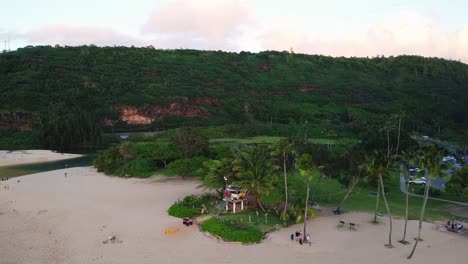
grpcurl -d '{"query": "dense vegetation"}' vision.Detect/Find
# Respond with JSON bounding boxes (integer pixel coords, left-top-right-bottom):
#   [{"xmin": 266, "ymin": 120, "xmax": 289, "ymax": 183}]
[
  {"xmin": 1, "ymin": 46, "xmax": 467, "ymax": 150},
  {"xmin": 445, "ymin": 167, "xmax": 468, "ymax": 197},
  {"xmin": 201, "ymin": 217, "xmax": 263, "ymax": 243},
  {"xmin": 167, "ymin": 194, "xmax": 211, "ymax": 218},
  {"xmin": 0, "ymin": 130, "xmax": 41, "ymax": 150}
]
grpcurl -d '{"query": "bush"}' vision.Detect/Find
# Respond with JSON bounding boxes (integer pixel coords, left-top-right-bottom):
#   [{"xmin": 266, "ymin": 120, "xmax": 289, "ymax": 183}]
[
  {"xmin": 0, "ymin": 130, "xmax": 41, "ymax": 150},
  {"xmin": 416, "ymin": 186, "xmax": 441, "ymax": 196},
  {"xmin": 201, "ymin": 217, "xmax": 263, "ymax": 243},
  {"xmin": 167, "ymin": 156, "xmax": 209, "ymax": 177},
  {"xmin": 445, "ymin": 167, "xmax": 468, "ymax": 196},
  {"xmin": 167, "ymin": 195, "xmax": 209, "ymax": 218},
  {"xmin": 93, "ymin": 147, "xmax": 124, "ymax": 174},
  {"xmin": 167, "ymin": 203, "xmax": 202, "ymax": 218},
  {"xmin": 125, "ymin": 158, "xmax": 155, "ymax": 177}
]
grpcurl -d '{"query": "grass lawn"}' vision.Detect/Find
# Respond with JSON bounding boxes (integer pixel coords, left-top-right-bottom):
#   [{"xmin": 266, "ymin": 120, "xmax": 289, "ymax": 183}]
[
  {"xmin": 308, "ymin": 170, "xmax": 468, "ymax": 222},
  {"xmin": 210, "ymin": 136, "xmax": 359, "ymax": 146},
  {"xmin": 209, "ymin": 136, "xmax": 283, "ymax": 144},
  {"xmin": 219, "ymin": 209, "xmax": 289, "ymax": 232}
]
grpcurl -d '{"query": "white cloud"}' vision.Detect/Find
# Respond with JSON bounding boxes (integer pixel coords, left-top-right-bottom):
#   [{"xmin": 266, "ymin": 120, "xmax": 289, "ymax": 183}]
[
  {"xmin": 259, "ymin": 10, "xmax": 468, "ymax": 62},
  {"xmin": 141, "ymin": 0, "xmax": 253, "ymax": 50},
  {"xmin": 26, "ymin": 25, "xmax": 148, "ymax": 47}
]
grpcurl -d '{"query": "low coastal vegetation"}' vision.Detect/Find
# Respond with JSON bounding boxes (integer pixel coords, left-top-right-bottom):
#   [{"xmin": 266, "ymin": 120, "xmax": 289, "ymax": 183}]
[
  {"xmin": 201, "ymin": 217, "xmax": 263, "ymax": 244},
  {"xmin": 167, "ymin": 194, "xmax": 213, "ymax": 218}
]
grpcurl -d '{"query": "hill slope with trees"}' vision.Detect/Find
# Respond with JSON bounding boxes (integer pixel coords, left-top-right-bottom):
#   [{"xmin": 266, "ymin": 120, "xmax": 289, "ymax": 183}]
[{"xmin": 0, "ymin": 46, "xmax": 467, "ymax": 150}]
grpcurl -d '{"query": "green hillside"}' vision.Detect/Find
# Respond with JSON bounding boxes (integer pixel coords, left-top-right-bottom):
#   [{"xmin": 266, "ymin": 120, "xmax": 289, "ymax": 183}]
[{"xmin": 1, "ymin": 46, "xmax": 467, "ymax": 150}]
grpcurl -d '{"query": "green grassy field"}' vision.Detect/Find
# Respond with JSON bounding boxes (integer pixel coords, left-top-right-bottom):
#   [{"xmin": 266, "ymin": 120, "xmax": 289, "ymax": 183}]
[
  {"xmin": 218, "ymin": 209, "xmax": 287, "ymax": 232},
  {"xmin": 308, "ymin": 171, "xmax": 467, "ymax": 222},
  {"xmin": 209, "ymin": 136, "xmax": 359, "ymax": 145},
  {"xmin": 209, "ymin": 136, "xmax": 283, "ymax": 144}
]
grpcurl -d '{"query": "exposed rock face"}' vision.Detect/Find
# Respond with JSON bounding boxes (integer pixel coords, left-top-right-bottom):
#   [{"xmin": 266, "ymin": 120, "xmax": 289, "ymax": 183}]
[
  {"xmin": 115, "ymin": 97, "xmax": 220, "ymax": 125},
  {"xmin": 120, "ymin": 107, "xmax": 153, "ymax": 125},
  {"xmin": 0, "ymin": 112, "xmax": 33, "ymax": 131}
]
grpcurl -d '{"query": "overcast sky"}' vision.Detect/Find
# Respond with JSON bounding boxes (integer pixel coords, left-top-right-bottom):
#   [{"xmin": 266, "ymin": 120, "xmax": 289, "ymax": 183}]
[{"xmin": 1, "ymin": 0, "xmax": 467, "ymax": 62}]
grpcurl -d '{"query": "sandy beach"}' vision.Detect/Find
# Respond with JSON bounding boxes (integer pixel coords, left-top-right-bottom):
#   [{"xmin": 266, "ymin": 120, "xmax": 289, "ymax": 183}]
[
  {"xmin": 0, "ymin": 150, "xmax": 82, "ymax": 167},
  {"xmin": 1, "ymin": 164, "xmax": 467, "ymax": 264}
]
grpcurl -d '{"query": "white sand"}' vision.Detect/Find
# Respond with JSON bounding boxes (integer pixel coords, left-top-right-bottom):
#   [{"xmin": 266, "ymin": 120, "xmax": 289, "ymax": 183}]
[
  {"xmin": 0, "ymin": 150, "xmax": 82, "ymax": 167},
  {"xmin": 1, "ymin": 167, "xmax": 467, "ymax": 264}
]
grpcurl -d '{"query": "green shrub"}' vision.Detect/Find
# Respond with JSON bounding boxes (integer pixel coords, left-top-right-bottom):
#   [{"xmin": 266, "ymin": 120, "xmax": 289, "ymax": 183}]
[
  {"xmin": 201, "ymin": 217, "xmax": 263, "ymax": 243},
  {"xmin": 167, "ymin": 195, "xmax": 210, "ymax": 218},
  {"xmin": 167, "ymin": 156, "xmax": 209, "ymax": 177},
  {"xmin": 125, "ymin": 158, "xmax": 155, "ymax": 177},
  {"xmin": 416, "ymin": 186, "xmax": 441, "ymax": 196},
  {"xmin": 93, "ymin": 147, "xmax": 124, "ymax": 174},
  {"xmin": 167, "ymin": 203, "xmax": 202, "ymax": 218},
  {"xmin": 0, "ymin": 130, "xmax": 41, "ymax": 150},
  {"xmin": 463, "ymin": 187, "xmax": 468, "ymax": 198},
  {"xmin": 134, "ymin": 141, "xmax": 181, "ymax": 166}
]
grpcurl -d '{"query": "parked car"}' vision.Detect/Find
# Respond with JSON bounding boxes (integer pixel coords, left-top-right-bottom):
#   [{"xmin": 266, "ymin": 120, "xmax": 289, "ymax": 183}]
[
  {"xmin": 409, "ymin": 166, "xmax": 421, "ymax": 176},
  {"xmin": 409, "ymin": 178, "xmax": 426, "ymax": 185},
  {"xmin": 443, "ymin": 156, "xmax": 457, "ymax": 163},
  {"xmin": 182, "ymin": 217, "xmax": 194, "ymax": 226}
]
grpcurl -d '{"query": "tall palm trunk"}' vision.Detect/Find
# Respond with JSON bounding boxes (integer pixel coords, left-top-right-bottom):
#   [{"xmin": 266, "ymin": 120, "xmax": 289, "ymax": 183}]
[
  {"xmin": 396, "ymin": 117, "xmax": 402, "ymax": 155},
  {"xmin": 400, "ymin": 170, "xmax": 410, "ymax": 244},
  {"xmin": 312, "ymin": 174, "xmax": 323, "ymax": 201},
  {"xmin": 379, "ymin": 174, "xmax": 393, "ymax": 248},
  {"xmin": 303, "ymin": 180, "xmax": 310, "ymax": 242},
  {"xmin": 408, "ymin": 179, "xmax": 430, "ymax": 259},
  {"xmin": 386, "ymin": 129, "xmax": 392, "ymax": 159},
  {"xmin": 253, "ymin": 189, "xmax": 266, "ymax": 211},
  {"xmin": 282, "ymin": 152, "xmax": 288, "ymax": 224},
  {"xmin": 374, "ymin": 181, "xmax": 380, "ymax": 223},
  {"xmin": 337, "ymin": 177, "xmax": 359, "ymax": 212}
]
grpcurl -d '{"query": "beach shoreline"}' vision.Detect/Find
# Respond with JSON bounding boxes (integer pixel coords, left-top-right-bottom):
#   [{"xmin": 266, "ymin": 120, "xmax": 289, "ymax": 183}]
[
  {"xmin": 1, "ymin": 165, "xmax": 467, "ymax": 264},
  {"xmin": 0, "ymin": 150, "xmax": 82, "ymax": 167}
]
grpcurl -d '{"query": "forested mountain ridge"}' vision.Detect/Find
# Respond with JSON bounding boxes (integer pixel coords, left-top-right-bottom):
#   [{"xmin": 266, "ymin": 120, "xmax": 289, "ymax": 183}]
[{"xmin": 0, "ymin": 45, "xmax": 467, "ymax": 150}]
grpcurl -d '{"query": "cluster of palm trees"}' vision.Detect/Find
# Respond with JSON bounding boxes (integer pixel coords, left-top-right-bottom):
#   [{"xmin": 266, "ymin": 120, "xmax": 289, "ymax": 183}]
[
  {"xmin": 198, "ymin": 138, "xmax": 323, "ymax": 243},
  {"xmin": 362, "ymin": 147, "xmax": 448, "ymax": 258},
  {"xmin": 198, "ymin": 137, "xmax": 448, "ymax": 258}
]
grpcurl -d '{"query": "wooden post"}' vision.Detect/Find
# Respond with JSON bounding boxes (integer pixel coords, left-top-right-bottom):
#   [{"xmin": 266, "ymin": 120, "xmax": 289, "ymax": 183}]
[
  {"xmin": 233, "ymin": 202, "xmax": 236, "ymax": 214},
  {"xmin": 241, "ymin": 200, "xmax": 244, "ymax": 211},
  {"xmin": 225, "ymin": 201, "xmax": 228, "ymax": 211}
]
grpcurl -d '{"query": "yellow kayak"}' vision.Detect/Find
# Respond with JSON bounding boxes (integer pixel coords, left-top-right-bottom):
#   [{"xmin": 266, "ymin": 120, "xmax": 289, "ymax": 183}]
[{"xmin": 164, "ymin": 228, "xmax": 180, "ymax": 234}]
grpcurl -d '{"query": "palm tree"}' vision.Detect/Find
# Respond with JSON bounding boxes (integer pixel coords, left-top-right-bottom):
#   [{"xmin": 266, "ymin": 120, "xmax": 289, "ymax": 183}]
[
  {"xmin": 381, "ymin": 118, "xmax": 396, "ymax": 159},
  {"xmin": 198, "ymin": 158, "xmax": 234, "ymax": 196},
  {"xmin": 233, "ymin": 145, "xmax": 278, "ymax": 211},
  {"xmin": 296, "ymin": 154, "xmax": 320, "ymax": 243},
  {"xmin": 364, "ymin": 151, "xmax": 393, "ymax": 248},
  {"xmin": 393, "ymin": 111, "xmax": 406, "ymax": 156},
  {"xmin": 363, "ymin": 154, "xmax": 380, "ymax": 223},
  {"xmin": 408, "ymin": 147, "xmax": 447, "ymax": 259},
  {"xmin": 398, "ymin": 149, "xmax": 418, "ymax": 245},
  {"xmin": 335, "ymin": 147, "xmax": 364, "ymax": 214},
  {"xmin": 274, "ymin": 138, "xmax": 294, "ymax": 224}
]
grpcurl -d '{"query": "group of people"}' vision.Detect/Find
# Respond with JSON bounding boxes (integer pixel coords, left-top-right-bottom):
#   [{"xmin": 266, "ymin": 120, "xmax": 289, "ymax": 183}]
[
  {"xmin": 446, "ymin": 220, "xmax": 464, "ymax": 233},
  {"xmin": 290, "ymin": 230, "xmax": 311, "ymax": 245}
]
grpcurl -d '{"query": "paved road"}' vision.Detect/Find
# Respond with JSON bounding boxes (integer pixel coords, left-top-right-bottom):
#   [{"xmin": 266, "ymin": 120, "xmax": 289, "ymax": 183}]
[{"xmin": 399, "ymin": 170, "xmax": 468, "ymax": 206}]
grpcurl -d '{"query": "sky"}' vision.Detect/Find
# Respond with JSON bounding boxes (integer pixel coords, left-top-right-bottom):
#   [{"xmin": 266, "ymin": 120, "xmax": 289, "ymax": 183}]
[{"xmin": 1, "ymin": 0, "xmax": 468, "ymax": 62}]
